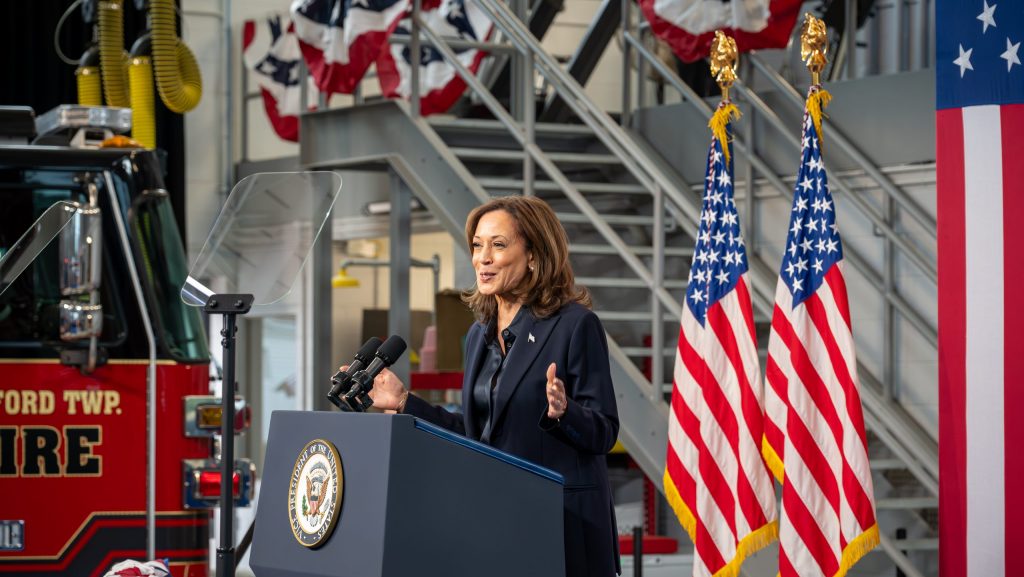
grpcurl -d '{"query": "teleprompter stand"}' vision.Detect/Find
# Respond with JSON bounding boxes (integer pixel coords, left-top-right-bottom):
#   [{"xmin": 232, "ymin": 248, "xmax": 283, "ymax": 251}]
[
  {"xmin": 177, "ymin": 171, "xmax": 343, "ymax": 574},
  {"xmin": 204, "ymin": 293, "xmax": 254, "ymax": 577}
]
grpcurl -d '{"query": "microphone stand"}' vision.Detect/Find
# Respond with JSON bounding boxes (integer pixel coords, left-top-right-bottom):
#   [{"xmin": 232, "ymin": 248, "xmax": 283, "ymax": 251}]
[
  {"xmin": 341, "ymin": 383, "xmax": 373, "ymax": 412},
  {"xmin": 204, "ymin": 293, "xmax": 254, "ymax": 577}
]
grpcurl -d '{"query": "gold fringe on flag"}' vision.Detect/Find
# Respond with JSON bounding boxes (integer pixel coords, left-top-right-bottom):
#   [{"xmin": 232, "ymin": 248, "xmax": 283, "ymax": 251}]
[
  {"xmin": 662, "ymin": 470, "xmax": 697, "ymax": 542},
  {"xmin": 664, "ymin": 470, "xmax": 779, "ymax": 577},
  {"xmin": 714, "ymin": 521, "xmax": 779, "ymax": 577},
  {"xmin": 806, "ymin": 86, "xmax": 833, "ymax": 149},
  {"xmin": 709, "ymin": 102, "xmax": 741, "ymax": 165},
  {"xmin": 836, "ymin": 524, "xmax": 881, "ymax": 577}
]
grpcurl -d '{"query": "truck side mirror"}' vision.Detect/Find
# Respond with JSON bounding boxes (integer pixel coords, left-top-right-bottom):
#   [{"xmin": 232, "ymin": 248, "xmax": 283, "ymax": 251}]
[
  {"xmin": 59, "ymin": 204, "xmax": 101, "ymax": 296},
  {"xmin": 59, "ymin": 301, "xmax": 103, "ymax": 341},
  {"xmin": 59, "ymin": 204, "xmax": 104, "ymax": 344}
]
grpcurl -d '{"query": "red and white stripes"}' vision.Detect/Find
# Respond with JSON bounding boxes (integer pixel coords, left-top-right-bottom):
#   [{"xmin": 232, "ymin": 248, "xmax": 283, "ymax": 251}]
[
  {"xmin": 937, "ymin": 103, "xmax": 1024, "ymax": 577},
  {"xmin": 665, "ymin": 274, "xmax": 778, "ymax": 577},
  {"xmin": 763, "ymin": 264, "xmax": 878, "ymax": 577}
]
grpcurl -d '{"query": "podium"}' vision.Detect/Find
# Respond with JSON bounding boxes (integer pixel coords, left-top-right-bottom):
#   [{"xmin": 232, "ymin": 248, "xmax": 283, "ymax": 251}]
[{"xmin": 250, "ymin": 411, "xmax": 566, "ymax": 577}]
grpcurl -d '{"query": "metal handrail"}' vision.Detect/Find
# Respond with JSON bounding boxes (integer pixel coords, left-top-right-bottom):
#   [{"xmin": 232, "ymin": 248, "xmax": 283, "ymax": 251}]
[
  {"xmin": 390, "ymin": 34, "xmax": 519, "ymax": 53},
  {"xmin": 412, "ymin": 11, "xmax": 684, "ymax": 324},
  {"xmin": 727, "ymin": 78, "xmax": 937, "ymax": 282},
  {"xmin": 469, "ymin": 0, "xmax": 705, "ymax": 234},
  {"xmin": 747, "ymin": 53, "xmax": 937, "ymax": 240},
  {"xmin": 622, "ymin": 30, "xmax": 939, "ymax": 350}
]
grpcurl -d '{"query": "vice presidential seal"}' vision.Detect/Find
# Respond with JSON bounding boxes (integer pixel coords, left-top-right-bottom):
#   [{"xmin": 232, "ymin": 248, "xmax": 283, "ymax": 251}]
[{"xmin": 288, "ymin": 439, "xmax": 343, "ymax": 548}]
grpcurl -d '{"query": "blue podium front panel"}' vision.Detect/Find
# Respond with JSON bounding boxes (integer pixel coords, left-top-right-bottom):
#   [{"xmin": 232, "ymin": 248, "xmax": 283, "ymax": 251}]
[{"xmin": 251, "ymin": 411, "xmax": 565, "ymax": 577}]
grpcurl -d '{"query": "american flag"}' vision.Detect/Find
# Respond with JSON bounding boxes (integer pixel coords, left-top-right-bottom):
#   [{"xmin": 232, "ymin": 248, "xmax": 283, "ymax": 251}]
[
  {"xmin": 242, "ymin": 15, "xmax": 319, "ymax": 142},
  {"xmin": 665, "ymin": 117, "xmax": 778, "ymax": 577},
  {"xmin": 291, "ymin": 0, "xmax": 410, "ymax": 95},
  {"xmin": 761, "ymin": 96, "xmax": 878, "ymax": 577},
  {"xmin": 637, "ymin": 0, "xmax": 802, "ymax": 63},
  {"xmin": 375, "ymin": 0, "xmax": 494, "ymax": 115},
  {"xmin": 937, "ymin": 2, "xmax": 1024, "ymax": 576}
]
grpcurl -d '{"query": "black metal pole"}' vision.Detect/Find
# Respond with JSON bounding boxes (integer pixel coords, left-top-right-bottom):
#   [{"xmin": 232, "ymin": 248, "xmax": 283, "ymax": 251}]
[
  {"xmin": 217, "ymin": 311, "xmax": 237, "ymax": 577},
  {"xmin": 633, "ymin": 525, "xmax": 642, "ymax": 577}
]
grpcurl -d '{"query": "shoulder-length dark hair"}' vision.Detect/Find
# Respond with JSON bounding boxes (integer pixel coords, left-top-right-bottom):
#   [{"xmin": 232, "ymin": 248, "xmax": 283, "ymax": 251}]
[{"xmin": 462, "ymin": 196, "xmax": 591, "ymax": 323}]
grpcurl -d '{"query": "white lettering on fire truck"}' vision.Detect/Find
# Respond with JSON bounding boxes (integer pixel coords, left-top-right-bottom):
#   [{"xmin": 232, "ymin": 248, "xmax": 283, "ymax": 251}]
[
  {"xmin": 63, "ymin": 390, "xmax": 121, "ymax": 415},
  {"xmin": 0, "ymin": 390, "xmax": 55, "ymax": 415}
]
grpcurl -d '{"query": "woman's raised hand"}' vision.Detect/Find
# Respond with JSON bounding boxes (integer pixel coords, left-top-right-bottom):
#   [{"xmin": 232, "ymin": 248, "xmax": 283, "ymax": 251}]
[
  {"xmin": 545, "ymin": 362, "xmax": 567, "ymax": 420},
  {"xmin": 369, "ymin": 367, "xmax": 408, "ymax": 412}
]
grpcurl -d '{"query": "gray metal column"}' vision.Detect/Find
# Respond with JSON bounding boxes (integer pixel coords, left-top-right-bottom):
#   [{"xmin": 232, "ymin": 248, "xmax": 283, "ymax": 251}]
[
  {"xmin": 620, "ymin": 0, "xmax": 632, "ymax": 128},
  {"xmin": 845, "ymin": 0, "xmax": 858, "ymax": 79},
  {"xmin": 242, "ymin": 318, "xmax": 265, "ymax": 472},
  {"xmin": 390, "ymin": 170, "xmax": 412, "ymax": 384},
  {"xmin": 454, "ymin": 246, "xmax": 475, "ymax": 291},
  {"xmin": 510, "ymin": 0, "xmax": 528, "ymax": 120},
  {"xmin": 411, "ymin": 0, "xmax": 422, "ymax": 117},
  {"xmin": 312, "ymin": 202, "xmax": 334, "ymax": 412},
  {"xmin": 883, "ymin": 195, "xmax": 896, "ymax": 400},
  {"xmin": 742, "ymin": 78, "xmax": 756, "ymax": 251}
]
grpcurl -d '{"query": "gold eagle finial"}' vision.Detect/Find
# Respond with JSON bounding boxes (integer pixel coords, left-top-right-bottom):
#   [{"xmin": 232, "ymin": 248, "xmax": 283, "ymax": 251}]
[
  {"xmin": 709, "ymin": 30, "xmax": 739, "ymax": 101},
  {"xmin": 800, "ymin": 13, "xmax": 828, "ymax": 85}
]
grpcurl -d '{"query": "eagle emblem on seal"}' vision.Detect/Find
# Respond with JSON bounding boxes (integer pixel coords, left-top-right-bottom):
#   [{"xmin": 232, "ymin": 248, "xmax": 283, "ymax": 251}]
[{"xmin": 288, "ymin": 439, "xmax": 343, "ymax": 548}]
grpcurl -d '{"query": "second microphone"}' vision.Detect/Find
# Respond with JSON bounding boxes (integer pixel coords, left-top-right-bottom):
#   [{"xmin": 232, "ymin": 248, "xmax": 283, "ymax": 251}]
[{"xmin": 341, "ymin": 334, "xmax": 407, "ymax": 412}]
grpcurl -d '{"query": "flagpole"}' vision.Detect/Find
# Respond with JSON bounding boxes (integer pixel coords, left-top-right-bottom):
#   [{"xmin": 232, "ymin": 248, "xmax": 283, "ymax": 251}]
[
  {"xmin": 761, "ymin": 15, "xmax": 881, "ymax": 577},
  {"xmin": 661, "ymin": 31, "xmax": 780, "ymax": 577}
]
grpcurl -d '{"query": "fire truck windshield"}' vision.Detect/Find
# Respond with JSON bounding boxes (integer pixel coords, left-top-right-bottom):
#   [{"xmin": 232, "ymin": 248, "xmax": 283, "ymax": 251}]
[
  {"xmin": 0, "ymin": 165, "xmax": 208, "ymax": 364},
  {"xmin": 130, "ymin": 191, "xmax": 209, "ymax": 363}
]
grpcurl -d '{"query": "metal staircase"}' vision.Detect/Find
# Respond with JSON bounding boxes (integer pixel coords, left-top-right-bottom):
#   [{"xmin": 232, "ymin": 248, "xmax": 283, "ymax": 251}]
[{"xmin": 297, "ymin": 0, "xmax": 940, "ymax": 573}]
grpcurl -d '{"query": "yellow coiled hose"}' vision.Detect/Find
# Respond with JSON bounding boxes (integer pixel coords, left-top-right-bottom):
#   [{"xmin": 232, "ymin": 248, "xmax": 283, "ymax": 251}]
[
  {"xmin": 151, "ymin": 0, "xmax": 202, "ymax": 113},
  {"xmin": 129, "ymin": 57, "xmax": 156, "ymax": 148},
  {"xmin": 76, "ymin": 66, "xmax": 103, "ymax": 106},
  {"xmin": 97, "ymin": 0, "xmax": 130, "ymax": 107}
]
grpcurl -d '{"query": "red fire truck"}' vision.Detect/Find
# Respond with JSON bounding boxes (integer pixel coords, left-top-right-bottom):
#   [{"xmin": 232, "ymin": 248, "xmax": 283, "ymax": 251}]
[{"xmin": 0, "ymin": 106, "xmax": 253, "ymax": 577}]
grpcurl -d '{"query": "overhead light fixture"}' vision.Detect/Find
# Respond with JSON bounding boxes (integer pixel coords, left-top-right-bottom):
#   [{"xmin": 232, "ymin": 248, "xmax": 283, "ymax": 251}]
[
  {"xmin": 363, "ymin": 197, "xmax": 425, "ymax": 216},
  {"xmin": 331, "ymin": 255, "xmax": 442, "ymax": 327},
  {"xmin": 331, "ymin": 266, "xmax": 360, "ymax": 288}
]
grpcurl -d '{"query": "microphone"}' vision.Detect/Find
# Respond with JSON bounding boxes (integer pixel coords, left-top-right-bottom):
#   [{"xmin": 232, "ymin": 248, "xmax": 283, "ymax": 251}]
[
  {"xmin": 327, "ymin": 337, "xmax": 383, "ymax": 411},
  {"xmin": 342, "ymin": 335, "xmax": 407, "ymax": 412}
]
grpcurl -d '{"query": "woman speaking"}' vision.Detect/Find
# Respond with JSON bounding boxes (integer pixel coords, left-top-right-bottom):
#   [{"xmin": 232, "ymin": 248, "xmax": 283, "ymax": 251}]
[{"xmin": 365, "ymin": 195, "xmax": 620, "ymax": 577}]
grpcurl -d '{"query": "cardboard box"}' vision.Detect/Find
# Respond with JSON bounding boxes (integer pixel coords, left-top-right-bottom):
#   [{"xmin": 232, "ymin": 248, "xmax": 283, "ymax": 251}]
[
  {"xmin": 361, "ymin": 309, "xmax": 433, "ymax": 367},
  {"xmin": 435, "ymin": 289, "xmax": 476, "ymax": 371}
]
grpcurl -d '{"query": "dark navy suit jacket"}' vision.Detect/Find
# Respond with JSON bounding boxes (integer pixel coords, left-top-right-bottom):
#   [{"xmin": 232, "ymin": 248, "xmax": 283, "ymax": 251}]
[{"xmin": 404, "ymin": 302, "xmax": 621, "ymax": 577}]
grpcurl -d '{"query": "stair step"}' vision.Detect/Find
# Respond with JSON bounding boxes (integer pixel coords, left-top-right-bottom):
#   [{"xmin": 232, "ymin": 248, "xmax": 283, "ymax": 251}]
[
  {"xmin": 450, "ymin": 147, "xmax": 619, "ymax": 164},
  {"xmin": 478, "ymin": 178, "xmax": 649, "ymax": 195},
  {"xmin": 593, "ymin": 310, "xmax": 682, "ymax": 322},
  {"xmin": 875, "ymin": 497, "xmax": 938, "ymax": 510},
  {"xmin": 886, "ymin": 538, "xmax": 939, "ymax": 552},
  {"xmin": 579, "ymin": 277, "xmax": 687, "ymax": 289},
  {"xmin": 428, "ymin": 117, "xmax": 595, "ymax": 136},
  {"xmin": 870, "ymin": 458, "xmax": 909, "ymax": 471},
  {"xmin": 556, "ymin": 212, "xmax": 655, "ymax": 226},
  {"xmin": 570, "ymin": 243, "xmax": 693, "ymax": 257},
  {"xmin": 621, "ymin": 346, "xmax": 678, "ymax": 358}
]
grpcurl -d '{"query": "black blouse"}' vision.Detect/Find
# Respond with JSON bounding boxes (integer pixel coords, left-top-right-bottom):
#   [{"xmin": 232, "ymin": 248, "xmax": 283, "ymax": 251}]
[{"xmin": 471, "ymin": 306, "xmax": 528, "ymax": 443}]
